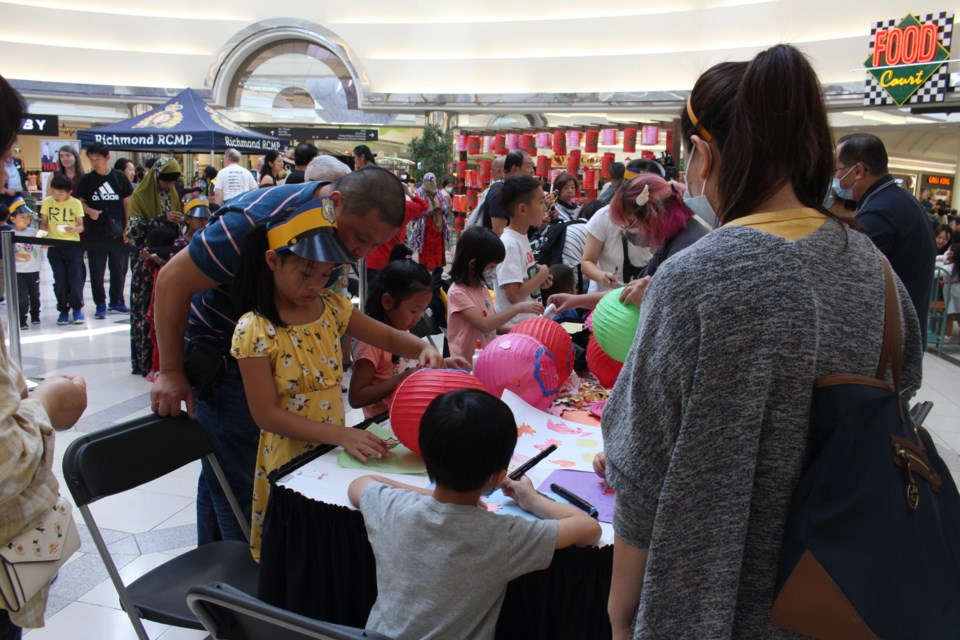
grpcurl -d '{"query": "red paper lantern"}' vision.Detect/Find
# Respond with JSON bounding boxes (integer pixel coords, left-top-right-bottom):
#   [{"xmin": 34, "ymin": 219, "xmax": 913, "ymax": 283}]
[
  {"xmin": 536, "ymin": 155, "xmax": 550, "ymax": 177},
  {"xmin": 521, "ymin": 133, "xmax": 536, "ymax": 155},
  {"xmin": 509, "ymin": 318, "xmax": 575, "ymax": 384},
  {"xmin": 583, "ymin": 167, "xmax": 597, "ymax": 190},
  {"xmin": 601, "ymin": 153, "xmax": 615, "ymax": 179},
  {"xmin": 479, "ymin": 160, "xmax": 492, "ymax": 182},
  {"xmin": 586, "ymin": 335, "xmax": 623, "ymax": 389},
  {"xmin": 457, "ymin": 161, "xmax": 467, "ymax": 177},
  {"xmin": 494, "ymin": 134, "xmax": 507, "ymax": 155},
  {"xmin": 467, "ymin": 191, "xmax": 478, "ymax": 208},
  {"xmin": 566, "ymin": 149, "xmax": 581, "ymax": 176},
  {"xmin": 390, "ymin": 369, "xmax": 488, "ymax": 453},
  {"xmin": 467, "ymin": 135, "xmax": 481, "ymax": 155},
  {"xmin": 552, "ymin": 130, "xmax": 567, "ymax": 155},
  {"xmin": 584, "ymin": 129, "xmax": 599, "ymax": 153},
  {"xmin": 665, "ymin": 129, "xmax": 673, "ymax": 150},
  {"xmin": 623, "ymin": 127, "xmax": 638, "ymax": 153}
]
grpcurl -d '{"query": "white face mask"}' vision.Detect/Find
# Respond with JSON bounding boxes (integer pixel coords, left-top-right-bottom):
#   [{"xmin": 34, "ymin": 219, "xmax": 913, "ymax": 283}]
[
  {"xmin": 683, "ymin": 146, "xmax": 718, "ymax": 228},
  {"xmin": 482, "ymin": 267, "xmax": 497, "ymax": 284},
  {"xmin": 444, "ymin": 186, "xmax": 454, "ymax": 195}
]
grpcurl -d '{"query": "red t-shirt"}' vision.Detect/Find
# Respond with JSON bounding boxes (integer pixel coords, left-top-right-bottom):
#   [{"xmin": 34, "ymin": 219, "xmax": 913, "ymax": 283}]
[{"xmin": 365, "ymin": 194, "xmax": 428, "ymax": 270}]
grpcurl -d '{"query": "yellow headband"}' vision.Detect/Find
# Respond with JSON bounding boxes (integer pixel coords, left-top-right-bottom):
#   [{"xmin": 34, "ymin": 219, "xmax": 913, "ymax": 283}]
[
  {"xmin": 686, "ymin": 98, "xmax": 713, "ymax": 142},
  {"xmin": 266, "ymin": 199, "xmax": 337, "ymax": 251}
]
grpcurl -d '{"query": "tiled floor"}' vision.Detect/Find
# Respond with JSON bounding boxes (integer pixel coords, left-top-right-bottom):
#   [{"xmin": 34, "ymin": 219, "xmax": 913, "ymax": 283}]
[{"xmin": 8, "ymin": 260, "xmax": 960, "ymax": 638}]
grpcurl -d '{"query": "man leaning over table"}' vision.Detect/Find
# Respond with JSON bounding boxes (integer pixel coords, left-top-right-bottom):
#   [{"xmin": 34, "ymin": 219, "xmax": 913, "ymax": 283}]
[{"xmin": 150, "ymin": 167, "xmax": 409, "ymax": 545}]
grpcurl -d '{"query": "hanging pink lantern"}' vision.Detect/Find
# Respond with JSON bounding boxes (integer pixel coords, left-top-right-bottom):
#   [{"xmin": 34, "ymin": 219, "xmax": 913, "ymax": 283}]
[
  {"xmin": 474, "ymin": 334, "xmax": 560, "ymax": 410},
  {"xmin": 457, "ymin": 134, "xmax": 468, "ymax": 152},
  {"xmin": 390, "ymin": 369, "xmax": 489, "ymax": 453},
  {"xmin": 642, "ymin": 125, "xmax": 659, "ymax": 146},
  {"xmin": 505, "ymin": 132, "xmax": 519, "ymax": 151},
  {"xmin": 566, "ymin": 129, "xmax": 581, "ymax": 149},
  {"xmin": 536, "ymin": 131, "xmax": 551, "ymax": 148},
  {"xmin": 509, "ymin": 318, "xmax": 575, "ymax": 385},
  {"xmin": 601, "ymin": 128, "xmax": 617, "ymax": 146}
]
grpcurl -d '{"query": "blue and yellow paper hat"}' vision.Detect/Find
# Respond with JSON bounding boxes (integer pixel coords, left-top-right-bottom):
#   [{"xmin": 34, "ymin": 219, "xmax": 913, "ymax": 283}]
[
  {"xmin": 8, "ymin": 197, "xmax": 33, "ymax": 216},
  {"xmin": 182, "ymin": 194, "xmax": 211, "ymax": 219},
  {"xmin": 266, "ymin": 197, "xmax": 356, "ymax": 264}
]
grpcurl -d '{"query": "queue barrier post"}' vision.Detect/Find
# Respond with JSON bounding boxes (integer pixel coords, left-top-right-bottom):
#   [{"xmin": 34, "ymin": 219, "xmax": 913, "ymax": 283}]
[{"xmin": 2, "ymin": 230, "xmax": 21, "ymax": 368}]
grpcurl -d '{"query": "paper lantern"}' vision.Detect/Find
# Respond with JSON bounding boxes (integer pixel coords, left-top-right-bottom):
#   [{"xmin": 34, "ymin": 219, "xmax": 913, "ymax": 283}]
[
  {"xmin": 623, "ymin": 127, "xmax": 638, "ymax": 153},
  {"xmin": 536, "ymin": 154, "xmax": 550, "ymax": 177},
  {"xmin": 521, "ymin": 133, "xmax": 536, "ymax": 155},
  {"xmin": 584, "ymin": 129, "xmax": 599, "ymax": 153},
  {"xmin": 494, "ymin": 134, "xmax": 506, "ymax": 155},
  {"xmin": 566, "ymin": 129, "xmax": 581, "ymax": 149},
  {"xmin": 586, "ymin": 335, "xmax": 623, "ymax": 389},
  {"xmin": 467, "ymin": 191, "xmax": 478, "ymax": 208},
  {"xmin": 510, "ymin": 318, "xmax": 575, "ymax": 384},
  {"xmin": 665, "ymin": 129, "xmax": 673, "ymax": 150},
  {"xmin": 474, "ymin": 334, "xmax": 560, "ymax": 410},
  {"xmin": 549, "ymin": 168, "xmax": 563, "ymax": 185},
  {"xmin": 482, "ymin": 135, "xmax": 493, "ymax": 154},
  {"xmin": 390, "ymin": 369, "xmax": 488, "ymax": 454},
  {"xmin": 506, "ymin": 132, "xmax": 519, "ymax": 151},
  {"xmin": 552, "ymin": 130, "xmax": 567, "ymax": 155},
  {"xmin": 536, "ymin": 131, "xmax": 550, "ymax": 148},
  {"xmin": 479, "ymin": 159, "xmax": 492, "ymax": 182},
  {"xmin": 583, "ymin": 167, "xmax": 597, "ymax": 190},
  {"xmin": 592, "ymin": 288, "xmax": 640, "ymax": 363},
  {"xmin": 457, "ymin": 134, "xmax": 468, "ymax": 152},
  {"xmin": 601, "ymin": 128, "xmax": 617, "ymax": 145},
  {"xmin": 467, "ymin": 135, "xmax": 481, "ymax": 155},
  {"xmin": 601, "ymin": 153, "xmax": 615, "ymax": 179}
]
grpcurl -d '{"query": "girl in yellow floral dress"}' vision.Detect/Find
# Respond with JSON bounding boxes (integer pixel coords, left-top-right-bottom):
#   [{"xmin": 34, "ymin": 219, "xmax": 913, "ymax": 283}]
[{"xmin": 230, "ymin": 197, "xmax": 443, "ymax": 559}]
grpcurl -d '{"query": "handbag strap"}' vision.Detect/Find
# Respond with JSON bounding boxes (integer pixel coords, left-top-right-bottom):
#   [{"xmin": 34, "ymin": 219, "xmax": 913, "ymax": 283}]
[{"xmin": 875, "ymin": 259, "xmax": 902, "ymax": 392}]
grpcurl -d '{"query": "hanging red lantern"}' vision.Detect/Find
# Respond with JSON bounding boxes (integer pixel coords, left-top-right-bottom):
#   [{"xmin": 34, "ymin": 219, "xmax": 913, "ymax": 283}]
[
  {"xmin": 521, "ymin": 133, "xmax": 536, "ymax": 155},
  {"xmin": 566, "ymin": 149, "xmax": 581, "ymax": 176},
  {"xmin": 665, "ymin": 129, "xmax": 673, "ymax": 150},
  {"xmin": 467, "ymin": 191, "xmax": 478, "ymax": 208},
  {"xmin": 467, "ymin": 135, "xmax": 481, "ymax": 155},
  {"xmin": 536, "ymin": 154, "xmax": 550, "ymax": 177},
  {"xmin": 479, "ymin": 160, "xmax": 492, "ymax": 182},
  {"xmin": 494, "ymin": 133, "xmax": 507, "ymax": 155},
  {"xmin": 583, "ymin": 167, "xmax": 597, "ymax": 190},
  {"xmin": 552, "ymin": 130, "xmax": 567, "ymax": 155},
  {"xmin": 457, "ymin": 161, "xmax": 467, "ymax": 178},
  {"xmin": 601, "ymin": 153, "xmax": 615, "ymax": 179},
  {"xmin": 390, "ymin": 369, "xmax": 489, "ymax": 453},
  {"xmin": 584, "ymin": 129, "xmax": 599, "ymax": 153},
  {"xmin": 623, "ymin": 127, "xmax": 638, "ymax": 153}
]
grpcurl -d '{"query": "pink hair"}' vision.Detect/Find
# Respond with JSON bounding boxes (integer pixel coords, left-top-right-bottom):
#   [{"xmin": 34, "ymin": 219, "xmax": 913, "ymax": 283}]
[{"xmin": 609, "ymin": 174, "xmax": 693, "ymax": 248}]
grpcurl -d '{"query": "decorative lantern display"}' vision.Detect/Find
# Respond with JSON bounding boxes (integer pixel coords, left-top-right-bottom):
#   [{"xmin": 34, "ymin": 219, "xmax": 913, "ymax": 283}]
[
  {"xmin": 665, "ymin": 129, "xmax": 673, "ymax": 150},
  {"xmin": 642, "ymin": 125, "xmax": 659, "ymax": 146},
  {"xmin": 536, "ymin": 154, "xmax": 551, "ymax": 177},
  {"xmin": 509, "ymin": 318, "xmax": 575, "ymax": 385},
  {"xmin": 601, "ymin": 152, "xmax": 615, "ymax": 179},
  {"xmin": 479, "ymin": 160, "xmax": 492, "ymax": 183},
  {"xmin": 505, "ymin": 132, "xmax": 519, "ymax": 151},
  {"xmin": 641, "ymin": 150, "xmax": 655, "ymax": 160},
  {"xmin": 457, "ymin": 161, "xmax": 467, "ymax": 178},
  {"xmin": 586, "ymin": 335, "xmax": 624, "ymax": 389},
  {"xmin": 467, "ymin": 191, "xmax": 478, "ymax": 208},
  {"xmin": 549, "ymin": 168, "xmax": 563, "ymax": 185},
  {"xmin": 465, "ymin": 170, "xmax": 479, "ymax": 189},
  {"xmin": 566, "ymin": 129, "xmax": 581, "ymax": 149},
  {"xmin": 623, "ymin": 127, "xmax": 638, "ymax": 153},
  {"xmin": 552, "ymin": 130, "xmax": 567, "ymax": 155},
  {"xmin": 494, "ymin": 134, "xmax": 507, "ymax": 155},
  {"xmin": 473, "ymin": 334, "xmax": 560, "ymax": 410},
  {"xmin": 454, "ymin": 215, "xmax": 466, "ymax": 231},
  {"xmin": 584, "ymin": 129, "xmax": 599, "ymax": 153},
  {"xmin": 583, "ymin": 167, "xmax": 598, "ymax": 191},
  {"xmin": 457, "ymin": 134, "xmax": 468, "ymax": 152},
  {"xmin": 592, "ymin": 288, "xmax": 641, "ymax": 363},
  {"xmin": 453, "ymin": 194, "xmax": 468, "ymax": 213},
  {"xmin": 521, "ymin": 133, "xmax": 536, "ymax": 155},
  {"xmin": 467, "ymin": 135, "xmax": 481, "ymax": 155},
  {"xmin": 482, "ymin": 135, "xmax": 493, "ymax": 154},
  {"xmin": 601, "ymin": 128, "xmax": 617, "ymax": 146},
  {"xmin": 536, "ymin": 131, "xmax": 551, "ymax": 148},
  {"xmin": 390, "ymin": 369, "xmax": 489, "ymax": 453},
  {"xmin": 566, "ymin": 150, "xmax": 581, "ymax": 176}
]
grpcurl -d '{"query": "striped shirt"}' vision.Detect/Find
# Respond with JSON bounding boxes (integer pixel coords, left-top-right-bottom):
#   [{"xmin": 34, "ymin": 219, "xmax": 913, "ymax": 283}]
[{"xmin": 186, "ymin": 182, "xmax": 325, "ymax": 348}]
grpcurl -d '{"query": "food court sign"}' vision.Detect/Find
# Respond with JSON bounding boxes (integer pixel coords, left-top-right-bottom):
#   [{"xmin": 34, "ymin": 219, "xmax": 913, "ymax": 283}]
[{"xmin": 864, "ymin": 12, "xmax": 954, "ymax": 106}]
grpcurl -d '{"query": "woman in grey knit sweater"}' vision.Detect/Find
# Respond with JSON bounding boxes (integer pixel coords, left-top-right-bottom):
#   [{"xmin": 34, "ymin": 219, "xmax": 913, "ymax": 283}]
[{"xmin": 602, "ymin": 45, "xmax": 923, "ymax": 639}]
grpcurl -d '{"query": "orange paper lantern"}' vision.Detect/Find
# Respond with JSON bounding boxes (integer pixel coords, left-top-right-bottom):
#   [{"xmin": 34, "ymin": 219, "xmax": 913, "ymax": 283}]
[
  {"xmin": 389, "ymin": 369, "xmax": 488, "ymax": 454},
  {"xmin": 510, "ymin": 318, "xmax": 575, "ymax": 384}
]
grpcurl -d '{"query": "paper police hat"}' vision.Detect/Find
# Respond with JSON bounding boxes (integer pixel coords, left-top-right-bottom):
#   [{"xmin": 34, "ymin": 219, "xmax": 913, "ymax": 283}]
[
  {"xmin": 182, "ymin": 194, "xmax": 211, "ymax": 219},
  {"xmin": 8, "ymin": 197, "xmax": 33, "ymax": 216},
  {"xmin": 266, "ymin": 197, "xmax": 356, "ymax": 264}
]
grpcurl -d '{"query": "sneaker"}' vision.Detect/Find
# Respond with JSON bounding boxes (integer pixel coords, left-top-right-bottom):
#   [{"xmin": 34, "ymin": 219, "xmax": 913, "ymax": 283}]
[
  {"xmin": 19, "ymin": 322, "xmax": 28, "ymax": 330},
  {"xmin": 72, "ymin": 310, "xmax": 85, "ymax": 325},
  {"xmin": 108, "ymin": 303, "xmax": 130, "ymax": 314},
  {"xmin": 31, "ymin": 318, "xmax": 40, "ymax": 325},
  {"xmin": 56, "ymin": 312, "xmax": 69, "ymax": 325},
  {"xmin": 94, "ymin": 304, "xmax": 107, "ymax": 320}
]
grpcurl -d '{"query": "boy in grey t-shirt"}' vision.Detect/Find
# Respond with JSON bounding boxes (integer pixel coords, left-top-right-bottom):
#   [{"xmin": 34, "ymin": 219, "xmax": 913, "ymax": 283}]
[{"xmin": 348, "ymin": 389, "xmax": 601, "ymax": 640}]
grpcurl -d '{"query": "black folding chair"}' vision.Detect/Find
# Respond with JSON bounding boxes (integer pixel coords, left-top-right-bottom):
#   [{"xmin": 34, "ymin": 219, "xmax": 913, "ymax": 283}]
[
  {"xmin": 187, "ymin": 582, "xmax": 394, "ymax": 640},
  {"xmin": 62, "ymin": 414, "xmax": 259, "ymax": 640}
]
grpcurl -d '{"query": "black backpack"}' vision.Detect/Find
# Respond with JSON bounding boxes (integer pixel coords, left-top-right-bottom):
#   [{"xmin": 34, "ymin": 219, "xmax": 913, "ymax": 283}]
[{"xmin": 531, "ymin": 219, "xmax": 587, "ymax": 294}]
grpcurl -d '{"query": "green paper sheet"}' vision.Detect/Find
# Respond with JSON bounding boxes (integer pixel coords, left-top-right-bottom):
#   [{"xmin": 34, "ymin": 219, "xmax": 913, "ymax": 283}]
[{"xmin": 337, "ymin": 422, "xmax": 427, "ymax": 474}]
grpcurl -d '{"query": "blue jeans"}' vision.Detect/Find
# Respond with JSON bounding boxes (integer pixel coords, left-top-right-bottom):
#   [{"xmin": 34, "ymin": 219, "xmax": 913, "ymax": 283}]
[
  {"xmin": 195, "ymin": 363, "xmax": 260, "ymax": 545},
  {"xmin": 47, "ymin": 245, "xmax": 84, "ymax": 313}
]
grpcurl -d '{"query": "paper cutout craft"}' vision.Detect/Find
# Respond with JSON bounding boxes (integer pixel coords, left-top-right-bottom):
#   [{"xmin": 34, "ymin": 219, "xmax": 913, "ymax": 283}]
[
  {"xmin": 538, "ymin": 469, "xmax": 615, "ymax": 523},
  {"xmin": 517, "ymin": 422, "xmax": 536, "ymax": 437},
  {"xmin": 561, "ymin": 409, "xmax": 600, "ymax": 426},
  {"xmin": 548, "ymin": 459, "xmax": 576, "ymax": 468},
  {"xmin": 534, "ymin": 439, "xmax": 561, "ymax": 451},
  {"xmin": 338, "ymin": 423, "xmax": 427, "ymax": 474},
  {"xmin": 546, "ymin": 417, "xmax": 587, "ymax": 436}
]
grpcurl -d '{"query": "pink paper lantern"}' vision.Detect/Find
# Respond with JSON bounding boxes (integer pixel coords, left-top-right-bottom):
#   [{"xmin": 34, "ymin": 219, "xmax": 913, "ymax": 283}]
[
  {"xmin": 601, "ymin": 128, "xmax": 617, "ymax": 146},
  {"xmin": 505, "ymin": 132, "xmax": 519, "ymax": 150},
  {"xmin": 457, "ymin": 134, "xmax": 468, "ymax": 152},
  {"xmin": 390, "ymin": 369, "xmax": 489, "ymax": 454},
  {"xmin": 509, "ymin": 318, "xmax": 575, "ymax": 384},
  {"xmin": 586, "ymin": 335, "xmax": 623, "ymax": 389},
  {"xmin": 566, "ymin": 129, "xmax": 581, "ymax": 149},
  {"xmin": 536, "ymin": 132, "xmax": 551, "ymax": 148},
  {"xmin": 642, "ymin": 125, "xmax": 659, "ymax": 146},
  {"xmin": 474, "ymin": 334, "xmax": 560, "ymax": 410}
]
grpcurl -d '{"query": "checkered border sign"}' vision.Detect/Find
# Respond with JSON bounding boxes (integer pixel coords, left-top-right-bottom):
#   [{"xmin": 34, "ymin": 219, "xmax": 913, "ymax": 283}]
[{"xmin": 864, "ymin": 11, "xmax": 954, "ymax": 106}]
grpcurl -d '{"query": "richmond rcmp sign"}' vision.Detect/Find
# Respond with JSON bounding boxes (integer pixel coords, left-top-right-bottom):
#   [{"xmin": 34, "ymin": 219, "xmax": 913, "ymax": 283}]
[{"xmin": 864, "ymin": 12, "xmax": 954, "ymax": 106}]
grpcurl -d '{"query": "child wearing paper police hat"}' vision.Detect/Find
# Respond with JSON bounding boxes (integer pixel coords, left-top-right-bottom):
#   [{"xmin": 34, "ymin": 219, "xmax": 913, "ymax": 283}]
[{"xmin": 229, "ymin": 196, "xmax": 444, "ymax": 559}]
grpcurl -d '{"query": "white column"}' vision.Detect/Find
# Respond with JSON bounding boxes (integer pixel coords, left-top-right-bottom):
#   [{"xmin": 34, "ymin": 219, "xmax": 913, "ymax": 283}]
[{"xmin": 952, "ymin": 147, "xmax": 960, "ymax": 213}]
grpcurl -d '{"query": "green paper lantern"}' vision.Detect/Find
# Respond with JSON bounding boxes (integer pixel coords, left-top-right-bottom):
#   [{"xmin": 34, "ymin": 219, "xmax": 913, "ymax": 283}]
[{"xmin": 592, "ymin": 288, "xmax": 640, "ymax": 363}]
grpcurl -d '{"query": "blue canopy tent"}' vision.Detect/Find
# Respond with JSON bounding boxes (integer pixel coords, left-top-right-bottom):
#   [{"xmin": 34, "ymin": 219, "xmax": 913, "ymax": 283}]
[{"xmin": 79, "ymin": 88, "xmax": 281, "ymax": 153}]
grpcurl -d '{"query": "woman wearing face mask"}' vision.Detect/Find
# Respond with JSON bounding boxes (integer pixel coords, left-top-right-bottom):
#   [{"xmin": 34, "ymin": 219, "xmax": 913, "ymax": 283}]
[
  {"xmin": 601, "ymin": 45, "xmax": 923, "ymax": 639},
  {"xmin": 408, "ymin": 172, "xmax": 449, "ymax": 272}
]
